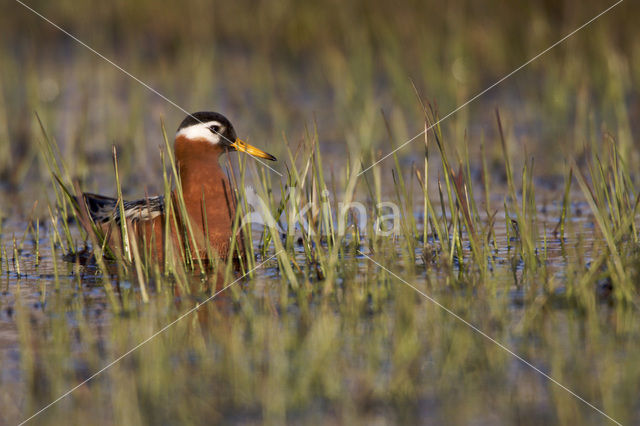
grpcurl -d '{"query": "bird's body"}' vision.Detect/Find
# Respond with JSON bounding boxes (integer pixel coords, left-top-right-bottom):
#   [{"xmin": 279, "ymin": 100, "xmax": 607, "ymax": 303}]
[{"xmin": 73, "ymin": 112, "xmax": 276, "ymax": 264}]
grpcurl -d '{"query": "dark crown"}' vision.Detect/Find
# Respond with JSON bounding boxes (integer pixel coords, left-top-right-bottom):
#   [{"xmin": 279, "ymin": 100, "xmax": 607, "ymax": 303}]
[{"xmin": 177, "ymin": 111, "xmax": 232, "ymax": 131}]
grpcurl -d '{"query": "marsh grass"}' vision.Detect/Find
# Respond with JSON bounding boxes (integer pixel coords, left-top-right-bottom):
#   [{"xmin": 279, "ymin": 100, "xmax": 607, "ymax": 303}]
[
  {"xmin": 6, "ymin": 107, "xmax": 640, "ymax": 424},
  {"xmin": 2, "ymin": 0, "xmax": 640, "ymax": 424}
]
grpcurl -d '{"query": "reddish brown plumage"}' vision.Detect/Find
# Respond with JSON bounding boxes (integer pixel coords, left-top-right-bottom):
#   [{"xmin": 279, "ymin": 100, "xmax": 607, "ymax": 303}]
[
  {"xmin": 75, "ymin": 111, "xmax": 276, "ymax": 265},
  {"xmin": 93, "ymin": 136, "xmax": 241, "ymax": 264},
  {"xmin": 172, "ymin": 134, "xmax": 240, "ymax": 258}
]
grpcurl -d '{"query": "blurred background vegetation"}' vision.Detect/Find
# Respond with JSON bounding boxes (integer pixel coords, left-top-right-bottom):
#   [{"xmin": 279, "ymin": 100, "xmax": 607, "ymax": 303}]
[
  {"xmin": 1, "ymin": 2, "xmax": 640, "ymax": 424},
  {"xmin": 1, "ymin": 0, "xmax": 638, "ymax": 208}
]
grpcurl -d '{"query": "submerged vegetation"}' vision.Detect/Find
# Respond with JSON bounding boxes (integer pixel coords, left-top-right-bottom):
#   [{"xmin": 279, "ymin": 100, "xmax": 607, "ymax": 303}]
[{"xmin": 1, "ymin": 0, "xmax": 640, "ymax": 424}]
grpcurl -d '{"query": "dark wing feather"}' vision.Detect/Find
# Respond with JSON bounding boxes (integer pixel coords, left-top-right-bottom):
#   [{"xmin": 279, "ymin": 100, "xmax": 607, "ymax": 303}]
[{"xmin": 78, "ymin": 193, "xmax": 164, "ymax": 224}]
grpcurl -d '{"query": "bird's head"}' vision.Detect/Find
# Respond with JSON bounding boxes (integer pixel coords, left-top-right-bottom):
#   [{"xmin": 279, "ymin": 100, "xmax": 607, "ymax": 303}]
[{"xmin": 175, "ymin": 111, "xmax": 277, "ymax": 161}]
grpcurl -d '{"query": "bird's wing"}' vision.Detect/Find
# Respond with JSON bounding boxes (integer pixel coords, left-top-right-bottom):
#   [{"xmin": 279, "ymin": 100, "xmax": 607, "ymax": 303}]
[
  {"xmin": 79, "ymin": 193, "xmax": 164, "ymax": 224},
  {"xmin": 121, "ymin": 196, "xmax": 165, "ymax": 222}
]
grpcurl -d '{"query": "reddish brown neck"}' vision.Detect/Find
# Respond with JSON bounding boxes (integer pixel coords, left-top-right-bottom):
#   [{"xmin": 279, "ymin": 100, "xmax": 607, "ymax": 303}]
[{"xmin": 174, "ymin": 136, "xmax": 236, "ymax": 253}]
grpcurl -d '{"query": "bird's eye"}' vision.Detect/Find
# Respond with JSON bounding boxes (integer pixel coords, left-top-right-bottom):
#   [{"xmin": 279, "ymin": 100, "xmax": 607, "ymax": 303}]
[{"xmin": 209, "ymin": 125, "xmax": 221, "ymax": 133}]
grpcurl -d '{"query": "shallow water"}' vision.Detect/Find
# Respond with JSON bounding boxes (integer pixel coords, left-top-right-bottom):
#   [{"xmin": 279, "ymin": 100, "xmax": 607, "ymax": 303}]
[
  {"xmin": 0, "ymin": 198, "xmax": 603, "ymax": 348},
  {"xmin": 0, "ymin": 187, "xmax": 640, "ymax": 424}
]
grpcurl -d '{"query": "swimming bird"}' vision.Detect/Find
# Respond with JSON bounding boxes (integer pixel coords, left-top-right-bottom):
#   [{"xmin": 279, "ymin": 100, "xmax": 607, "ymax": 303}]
[{"xmin": 73, "ymin": 111, "xmax": 277, "ymax": 263}]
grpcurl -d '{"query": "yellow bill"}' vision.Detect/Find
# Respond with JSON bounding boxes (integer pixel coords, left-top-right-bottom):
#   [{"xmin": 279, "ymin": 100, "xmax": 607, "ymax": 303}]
[{"xmin": 230, "ymin": 138, "xmax": 277, "ymax": 161}]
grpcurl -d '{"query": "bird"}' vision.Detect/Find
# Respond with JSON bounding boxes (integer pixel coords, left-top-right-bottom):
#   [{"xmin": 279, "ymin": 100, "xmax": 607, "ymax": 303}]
[{"xmin": 70, "ymin": 111, "xmax": 277, "ymax": 264}]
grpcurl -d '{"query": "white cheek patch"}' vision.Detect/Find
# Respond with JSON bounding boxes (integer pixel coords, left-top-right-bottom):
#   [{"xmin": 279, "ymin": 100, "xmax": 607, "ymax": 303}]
[{"xmin": 175, "ymin": 121, "xmax": 221, "ymax": 144}]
